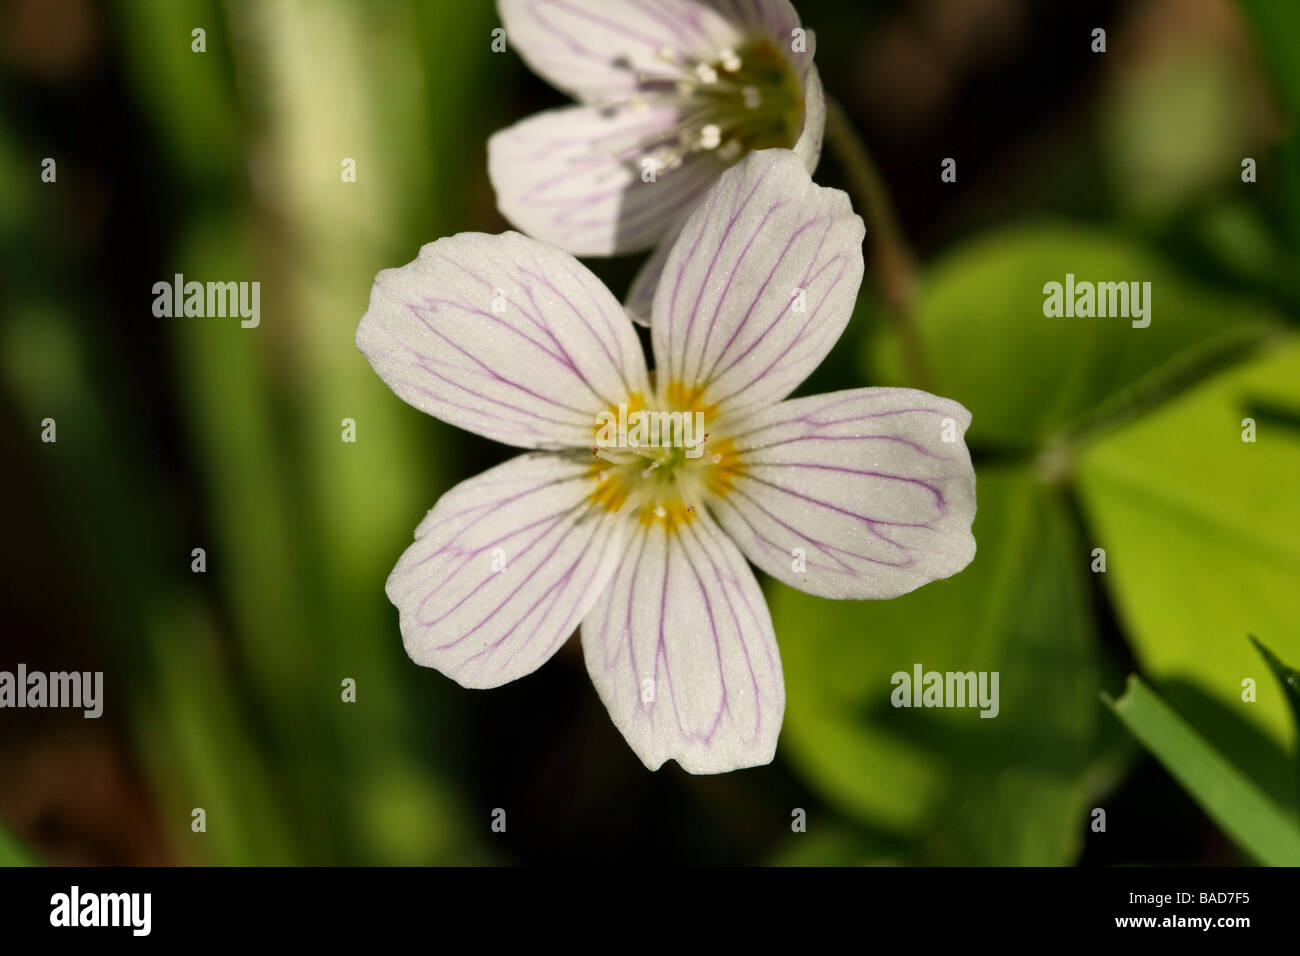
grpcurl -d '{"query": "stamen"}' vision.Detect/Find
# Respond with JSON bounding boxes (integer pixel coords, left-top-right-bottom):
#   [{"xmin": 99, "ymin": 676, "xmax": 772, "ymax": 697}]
[
  {"xmin": 583, "ymin": 39, "xmax": 802, "ymax": 221},
  {"xmin": 673, "ymin": 471, "xmax": 697, "ymax": 515}
]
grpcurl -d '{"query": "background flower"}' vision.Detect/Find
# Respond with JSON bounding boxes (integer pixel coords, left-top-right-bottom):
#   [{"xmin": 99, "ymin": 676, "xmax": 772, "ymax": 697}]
[{"xmin": 489, "ymin": 0, "xmax": 825, "ymax": 320}]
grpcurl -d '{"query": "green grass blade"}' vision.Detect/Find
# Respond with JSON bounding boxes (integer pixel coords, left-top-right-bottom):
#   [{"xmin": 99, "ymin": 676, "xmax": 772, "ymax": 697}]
[
  {"xmin": 1104, "ymin": 675, "xmax": 1300, "ymax": 865},
  {"xmin": 1250, "ymin": 635, "xmax": 1300, "ymax": 805},
  {"xmin": 1250, "ymin": 636, "xmax": 1300, "ymax": 735}
]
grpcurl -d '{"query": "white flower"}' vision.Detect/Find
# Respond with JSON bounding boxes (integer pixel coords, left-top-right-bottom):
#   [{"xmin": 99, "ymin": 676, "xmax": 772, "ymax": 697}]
[
  {"xmin": 357, "ymin": 151, "xmax": 976, "ymax": 774},
  {"xmin": 488, "ymin": 0, "xmax": 826, "ymax": 322}
]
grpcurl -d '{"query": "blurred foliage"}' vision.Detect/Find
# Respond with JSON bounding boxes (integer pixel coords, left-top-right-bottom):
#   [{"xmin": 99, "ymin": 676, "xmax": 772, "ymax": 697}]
[
  {"xmin": 1, "ymin": 0, "xmax": 1298, "ymax": 866},
  {"xmin": 773, "ymin": 468, "xmax": 1117, "ymax": 865},
  {"xmin": 0, "ymin": 820, "xmax": 34, "ymax": 867},
  {"xmin": 869, "ymin": 224, "xmax": 1281, "ymax": 449},
  {"xmin": 1077, "ymin": 342, "xmax": 1300, "ymax": 802}
]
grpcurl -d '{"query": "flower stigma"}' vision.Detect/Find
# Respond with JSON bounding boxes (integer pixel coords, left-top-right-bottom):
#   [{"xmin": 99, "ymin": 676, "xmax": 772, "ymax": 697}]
[{"xmin": 588, "ymin": 384, "xmax": 745, "ymax": 528}]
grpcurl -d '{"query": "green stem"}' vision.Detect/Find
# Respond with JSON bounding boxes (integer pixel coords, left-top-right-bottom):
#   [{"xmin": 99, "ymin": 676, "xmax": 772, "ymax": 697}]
[
  {"xmin": 824, "ymin": 96, "xmax": 930, "ymax": 387},
  {"xmin": 1033, "ymin": 326, "xmax": 1282, "ymax": 485}
]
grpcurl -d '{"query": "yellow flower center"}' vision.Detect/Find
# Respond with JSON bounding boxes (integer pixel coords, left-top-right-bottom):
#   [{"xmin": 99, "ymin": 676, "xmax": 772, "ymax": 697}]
[{"xmin": 587, "ymin": 384, "xmax": 745, "ymax": 528}]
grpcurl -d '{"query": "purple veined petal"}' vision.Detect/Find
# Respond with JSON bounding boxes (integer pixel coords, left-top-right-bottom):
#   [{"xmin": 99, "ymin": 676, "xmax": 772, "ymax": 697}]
[
  {"xmin": 580, "ymin": 508, "xmax": 784, "ymax": 773},
  {"xmin": 489, "ymin": 103, "xmax": 721, "ymax": 257},
  {"xmin": 709, "ymin": 388, "xmax": 977, "ymax": 599},
  {"xmin": 498, "ymin": 0, "xmax": 742, "ymax": 102},
  {"xmin": 388, "ymin": 452, "xmax": 634, "ymax": 688},
  {"xmin": 650, "ymin": 149, "xmax": 864, "ymax": 417},
  {"xmin": 357, "ymin": 231, "xmax": 650, "ymax": 449}
]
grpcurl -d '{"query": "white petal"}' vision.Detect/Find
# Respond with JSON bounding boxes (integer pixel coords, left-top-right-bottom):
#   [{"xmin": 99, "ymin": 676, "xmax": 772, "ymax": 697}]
[
  {"xmin": 710, "ymin": 388, "xmax": 977, "ymax": 599},
  {"xmin": 650, "ymin": 149, "xmax": 864, "ymax": 416},
  {"xmin": 489, "ymin": 104, "xmax": 721, "ymax": 256},
  {"xmin": 581, "ymin": 510, "xmax": 784, "ymax": 773},
  {"xmin": 499, "ymin": 0, "xmax": 742, "ymax": 101},
  {"xmin": 793, "ymin": 64, "xmax": 826, "ymax": 173},
  {"xmin": 650, "ymin": 151, "xmax": 863, "ymax": 416},
  {"xmin": 705, "ymin": 0, "xmax": 805, "ymax": 54},
  {"xmin": 388, "ymin": 452, "xmax": 633, "ymax": 688},
  {"xmin": 357, "ymin": 231, "xmax": 650, "ymax": 449}
]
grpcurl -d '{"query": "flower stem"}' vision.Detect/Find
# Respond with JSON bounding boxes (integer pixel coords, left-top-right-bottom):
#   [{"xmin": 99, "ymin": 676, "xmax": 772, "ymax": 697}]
[
  {"xmin": 1035, "ymin": 326, "xmax": 1282, "ymax": 484},
  {"xmin": 824, "ymin": 96, "xmax": 930, "ymax": 387}
]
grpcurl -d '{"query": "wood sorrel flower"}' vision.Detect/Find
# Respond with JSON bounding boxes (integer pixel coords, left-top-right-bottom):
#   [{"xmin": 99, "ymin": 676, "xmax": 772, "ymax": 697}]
[
  {"xmin": 357, "ymin": 151, "xmax": 976, "ymax": 773},
  {"xmin": 488, "ymin": 0, "xmax": 826, "ymax": 322}
]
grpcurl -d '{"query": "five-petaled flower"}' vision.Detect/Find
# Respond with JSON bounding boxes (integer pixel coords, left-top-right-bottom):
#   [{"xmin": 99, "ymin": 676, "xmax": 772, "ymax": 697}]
[
  {"xmin": 357, "ymin": 151, "xmax": 976, "ymax": 773},
  {"xmin": 489, "ymin": 0, "xmax": 826, "ymax": 322}
]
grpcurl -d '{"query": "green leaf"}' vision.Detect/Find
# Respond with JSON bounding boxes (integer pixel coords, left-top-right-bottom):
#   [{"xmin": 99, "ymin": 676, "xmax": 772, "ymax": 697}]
[
  {"xmin": 772, "ymin": 467, "xmax": 1110, "ymax": 864},
  {"xmin": 1104, "ymin": 675, "xmax": 1300, "ymax": 866},
  {"xmin": 1076, "ymin": 341, "xmax": 1300, "ymax": 794},
  {"xmin": 867, "ymin": 224, "xmax": 1279, "ymax": 449}
]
